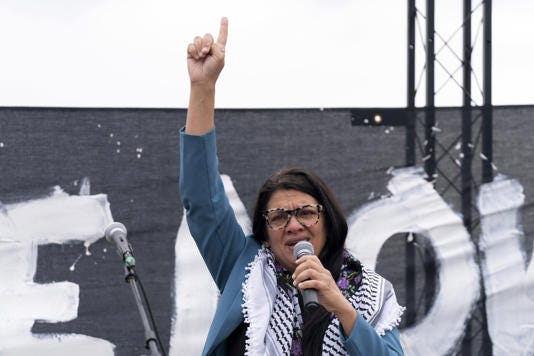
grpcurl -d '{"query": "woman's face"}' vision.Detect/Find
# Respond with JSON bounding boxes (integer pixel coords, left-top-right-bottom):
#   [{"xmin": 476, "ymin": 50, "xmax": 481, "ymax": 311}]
[{"xmin": 265, "ymin": 189, "xmax": 327, "ymax": 272}]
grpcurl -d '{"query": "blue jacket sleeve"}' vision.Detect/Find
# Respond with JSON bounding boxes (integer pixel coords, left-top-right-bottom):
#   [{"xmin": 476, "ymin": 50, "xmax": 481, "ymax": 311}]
[
  {"xmin": 179, "ymin": 128, "xmax": 246, "ymax": 291},
  {"xmin": 340, "ymin": 316, "xmax": 404, "ymax": 355}
]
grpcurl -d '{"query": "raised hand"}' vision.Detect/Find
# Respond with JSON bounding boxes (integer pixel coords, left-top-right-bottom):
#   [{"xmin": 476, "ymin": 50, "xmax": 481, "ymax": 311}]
[
  {"xmin": 187, "ymin": 17, "xmax": 228, "ymax": 86},
  {"xmin": 184, "ymin": 17, "xmax": 228, "ymax": 135}
]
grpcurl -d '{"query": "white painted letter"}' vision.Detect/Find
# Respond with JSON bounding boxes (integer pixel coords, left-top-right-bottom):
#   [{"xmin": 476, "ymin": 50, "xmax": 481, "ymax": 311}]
[
  {"xmin": 0, "ymin": 187, "xmax": 115, "ymax": 355},
  {"xmin": 478, "ymin": 175, "xmax": 534, "ymax": 355},
  {"xmin": 345, "ymin": 168, "xmax": 479, "ymax": 355}
]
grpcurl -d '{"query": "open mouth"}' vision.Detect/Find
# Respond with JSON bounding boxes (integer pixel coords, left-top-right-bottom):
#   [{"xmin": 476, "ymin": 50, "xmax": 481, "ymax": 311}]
[{"xmin": 286, "ymin": 238, "xmax": 309, "ymax": 248}]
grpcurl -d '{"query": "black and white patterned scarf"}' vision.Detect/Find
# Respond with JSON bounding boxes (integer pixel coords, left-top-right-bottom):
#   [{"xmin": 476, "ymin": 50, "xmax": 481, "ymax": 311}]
[{"xmin": 241, "ymin": 247, "xmax": 404, "ymax": 356}]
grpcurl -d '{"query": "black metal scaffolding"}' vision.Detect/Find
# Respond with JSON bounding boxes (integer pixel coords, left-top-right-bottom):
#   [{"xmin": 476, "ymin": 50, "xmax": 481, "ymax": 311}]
[
  {"xmin": 352, "ymin": 1, "xmax": 495, "ymax": 354},
  {"xmin": 408, "ymin": 0, "xmax": 494, "ymax": 354}
]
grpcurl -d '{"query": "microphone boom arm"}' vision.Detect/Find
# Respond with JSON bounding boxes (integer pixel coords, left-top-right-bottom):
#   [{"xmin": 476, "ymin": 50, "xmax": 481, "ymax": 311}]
[{"xmin": 105, "ymin": 222, "xmax": 166, "ymax": 356}]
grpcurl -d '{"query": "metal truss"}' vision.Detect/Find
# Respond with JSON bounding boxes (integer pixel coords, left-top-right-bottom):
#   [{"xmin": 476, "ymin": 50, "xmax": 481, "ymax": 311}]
[{"xmin": 351, "ymin": 1, "xmax": 494, "ymax": 354}]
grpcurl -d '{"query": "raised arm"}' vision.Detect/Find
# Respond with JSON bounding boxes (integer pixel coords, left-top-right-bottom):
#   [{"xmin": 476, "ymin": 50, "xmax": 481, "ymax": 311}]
[
  {"xmin": 185, "ymin": 17, "xmax": 228, "ymax": 135},
  {"xmin": 180, "ymin": 18, "xmax": 249, "ymax": 289}
]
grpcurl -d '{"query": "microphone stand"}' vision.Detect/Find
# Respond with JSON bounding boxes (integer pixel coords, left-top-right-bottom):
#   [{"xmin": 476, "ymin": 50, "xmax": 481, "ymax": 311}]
[{"xmin": 123, "ymin": 255, "xmax": 164, "ymax": 356}]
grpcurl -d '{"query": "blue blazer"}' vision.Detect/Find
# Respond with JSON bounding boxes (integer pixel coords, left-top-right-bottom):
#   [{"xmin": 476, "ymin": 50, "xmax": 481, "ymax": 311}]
[{"xmin": 179, "ymin": 128, "xmax": 404, "ymax": 355}]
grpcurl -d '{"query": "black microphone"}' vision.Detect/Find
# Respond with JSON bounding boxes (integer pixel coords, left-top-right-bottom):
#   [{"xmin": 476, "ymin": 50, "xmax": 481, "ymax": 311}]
[
  {"xmin": 105, "ymin": 222, "xmax": 136, "ymax": 267},
  {"xmin": 293, "ymin": 240, "xmax": 320, "ymax": 312}
]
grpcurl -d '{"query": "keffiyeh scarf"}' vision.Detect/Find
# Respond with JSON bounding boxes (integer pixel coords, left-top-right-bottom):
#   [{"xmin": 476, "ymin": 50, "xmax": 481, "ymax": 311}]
[{"xmin": 241, "ymin": 246, "xmax": 404, "ymax": 356}]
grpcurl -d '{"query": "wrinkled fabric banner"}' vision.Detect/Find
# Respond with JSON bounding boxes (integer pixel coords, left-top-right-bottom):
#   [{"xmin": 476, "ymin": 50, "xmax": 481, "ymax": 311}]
[{"xmin": 0, "ymin": 106, "xmax": 533, "ymax": 355}]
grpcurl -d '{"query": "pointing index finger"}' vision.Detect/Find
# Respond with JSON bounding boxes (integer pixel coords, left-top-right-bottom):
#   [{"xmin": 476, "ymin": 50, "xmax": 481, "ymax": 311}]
[{"xmin": 217, "ymin": 17, "xmax": 228, "ymax": 47}]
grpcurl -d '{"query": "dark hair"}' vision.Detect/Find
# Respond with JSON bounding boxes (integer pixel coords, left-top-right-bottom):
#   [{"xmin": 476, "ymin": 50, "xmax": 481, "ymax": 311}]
[{"xmin": 252, "ymin": 167, "xmax": 348, "ymax": 355}]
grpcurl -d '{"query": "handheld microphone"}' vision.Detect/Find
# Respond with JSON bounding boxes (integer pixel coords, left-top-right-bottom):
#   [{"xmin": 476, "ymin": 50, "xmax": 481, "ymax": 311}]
[
  {"xmin": 293, "ymin": 240, "xmax": 320, "ymax": 312},
  {"xmin": 105, "ymin": 222, "xmax": 136, "ymax": 267}
]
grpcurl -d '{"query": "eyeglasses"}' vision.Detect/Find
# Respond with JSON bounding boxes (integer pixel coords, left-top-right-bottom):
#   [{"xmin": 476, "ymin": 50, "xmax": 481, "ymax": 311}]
[{"xmin": 263, "ymin": 204, "xmax": 323, "ymax": 230}]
